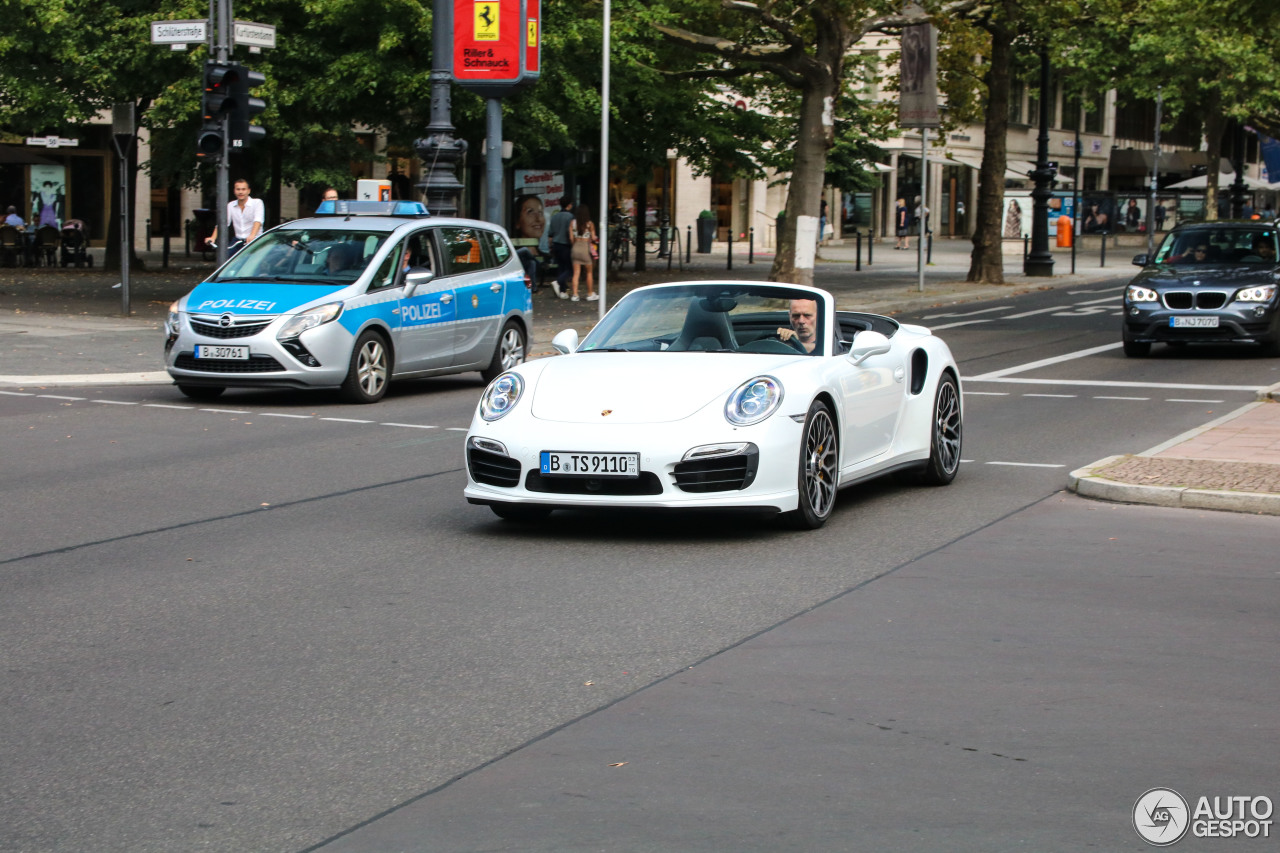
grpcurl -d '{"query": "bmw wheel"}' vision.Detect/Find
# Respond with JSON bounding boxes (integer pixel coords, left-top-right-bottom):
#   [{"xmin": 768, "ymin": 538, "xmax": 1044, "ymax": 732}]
[
  {"xmin": 340, "ymin": 330, "xmax": 390, "ymax": 403},
  {"xmin": 482, "ymin": 321, "xmax": 527, "ymax": 382},
  {"xmin": 785, "ymin": 399, "xmax": 838, "ymax": 530}
]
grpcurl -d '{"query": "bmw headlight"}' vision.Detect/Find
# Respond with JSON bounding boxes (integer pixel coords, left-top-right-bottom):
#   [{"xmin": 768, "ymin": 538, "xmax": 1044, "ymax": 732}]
[
  {"xmin": 1235, "ymin": 284, "xmax": 1277, "ymax": 303},
  {"xmin": 480, "ymin": 372, "xmax": 524, "ymax": 421},
  {"xmin": 725, "ymin": 376, "xmax": 783, "ymax": 426},
  {"xmin": 1125, "ymin": 284, "xmax": 1159, "ymax": 303},
  {"xmin": 276, "ymin": 302, "xmax": 343, "ymax": 340},
  {"xmin": 166, "ymin": 300, "xmax": 182, "ymax": 335}
]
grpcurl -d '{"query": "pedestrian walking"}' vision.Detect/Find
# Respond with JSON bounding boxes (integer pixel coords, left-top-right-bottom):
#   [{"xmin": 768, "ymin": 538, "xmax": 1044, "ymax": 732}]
[
  {"xmin": 569, "ymin": 203, "xmax": 597, "ymax": 302},
  {"xmin": 895, "ymin": 199, "xmax": 910, "ymax": 250},
  {"xmin": 547, "ymin": 197, "xmax": 574, "ymax": 299}
]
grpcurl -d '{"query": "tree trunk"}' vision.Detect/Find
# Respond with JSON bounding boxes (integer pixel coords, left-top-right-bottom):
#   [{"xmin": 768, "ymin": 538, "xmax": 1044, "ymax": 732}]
[
  {"xmin": 967, "ymin": 20, "xmax": 1013, "ymax": 284},
  {"xmin": 1203, "ymin": 94, "xmax": 1225, "ymax": 222}
]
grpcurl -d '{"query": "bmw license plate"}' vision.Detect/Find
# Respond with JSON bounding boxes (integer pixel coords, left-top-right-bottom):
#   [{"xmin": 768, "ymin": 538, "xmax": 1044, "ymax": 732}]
[
  {"xmin": 1170, "ymin": 316, "xmax": 1219, "ymax": 328},
  {"xmin": 194, "ymin": 344, "xmax": 249, "ymax": 360},
  {"xmin": 540, "ymin": 451, "xmax": 639, "ymax": 478}
]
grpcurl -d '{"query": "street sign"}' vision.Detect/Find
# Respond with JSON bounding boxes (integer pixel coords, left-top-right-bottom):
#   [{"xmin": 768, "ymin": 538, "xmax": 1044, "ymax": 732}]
[
  {"xmin": 234, "ymin": 21, "xmax": 277, "ymax": 49},
  {"xmin": 26, "ymin": 136, "xmax": 79, "ymax": 149},
  {"xmin": 150, "ymin": 19, "xmax": 208, "ymax": 45},
  {"xmin": 453, "ymin": 0, "xmax": 539, "ymax": 96}
]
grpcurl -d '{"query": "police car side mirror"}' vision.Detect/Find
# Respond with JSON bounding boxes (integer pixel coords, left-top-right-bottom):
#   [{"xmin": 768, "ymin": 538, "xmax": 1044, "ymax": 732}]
[{"xmin": 404, "ymin": 268, "xmax": 434, "ymax": 296}]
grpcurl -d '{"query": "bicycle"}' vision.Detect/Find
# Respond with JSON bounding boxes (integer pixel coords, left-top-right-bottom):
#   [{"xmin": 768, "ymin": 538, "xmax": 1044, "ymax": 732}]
[{"xmin": 608, "ymin": 214, "xmax": 632, "ymax": 273}]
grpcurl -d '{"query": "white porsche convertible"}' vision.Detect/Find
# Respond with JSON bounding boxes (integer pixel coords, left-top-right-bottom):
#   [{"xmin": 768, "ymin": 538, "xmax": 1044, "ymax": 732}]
[{"xmin": 464, "ymin": 281, "xmax": 962, "ymax": 529}]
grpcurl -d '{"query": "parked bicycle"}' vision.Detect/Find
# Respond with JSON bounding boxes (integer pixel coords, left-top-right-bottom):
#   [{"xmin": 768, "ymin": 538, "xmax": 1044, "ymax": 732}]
[{"xmin": 608, "ymin": 214, "xmax": 632, "ymax": 273}]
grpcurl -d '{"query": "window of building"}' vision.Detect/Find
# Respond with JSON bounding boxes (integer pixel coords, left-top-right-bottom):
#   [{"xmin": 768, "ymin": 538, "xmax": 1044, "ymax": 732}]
[
  {"xmin": 1084, "ymin": 92, "xmax": 1105, "ymax": 134},
  {"xmin": 1009, "ymin": 79, "xmax": 1025, "ymax": 125}
]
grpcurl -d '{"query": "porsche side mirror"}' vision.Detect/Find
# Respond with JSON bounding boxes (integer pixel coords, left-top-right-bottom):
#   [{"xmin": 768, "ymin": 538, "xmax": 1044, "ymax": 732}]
[
  {"xmin": 551, "ymin": 328, "xmax": 579, "ymax": 354},
  {"xmin": 1132, "ymin": 254, "xmax": 1149, "ymax": 267},
  {"xmin": 848, "ymin": 330, "xmax": 891, "ymax": 365}
]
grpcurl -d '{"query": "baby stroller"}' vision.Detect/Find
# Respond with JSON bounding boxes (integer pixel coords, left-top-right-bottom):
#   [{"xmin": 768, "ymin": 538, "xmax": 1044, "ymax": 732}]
[{"xmin": 59, "ymin": 219, "xmax": 92, "ymax": 268}]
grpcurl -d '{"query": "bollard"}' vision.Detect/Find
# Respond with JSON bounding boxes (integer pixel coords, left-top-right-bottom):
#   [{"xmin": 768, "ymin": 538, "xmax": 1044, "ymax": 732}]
[
  {"xmin": 1100, "ymin": 231, "xmax": 1108, "ymax": 267},
  {"xmin": 927, "ymin": 233, "xmax": 933, "ymax": 265},
  {"xmin": 146, "ymin": 218, "xmax": 152, "ymax": 252},
  {"xmin": 163, "ymin": 230, "xmax": 171, "ymax": 268},
  {"xmin": 1023, "ymin": 234, "xmax": 1029, "ymax": 261},
  {"xmin": 184, "ymin": 219, "xmax": 191, "ymax": 257},
  {"xmin": 867, "ymin": 232, "xmax": 873, "ymax": 266},
  {"xmin": 686, "ymin": 225, "xmax": 692, "ymax": 265},
  {"xmin": 748, "ymin": 227, "xmax": 754, "ymax": 264},
  {"xmin": 667, "ymin": 228, "xmax": 675, "ymax": 271},
  {"xmin": 727, "ymin": 229, "xmax": 733, "ymax": 270},
  {"xmin": 855, "ymin": 231, "xmax": 861, "ymax": 271}
]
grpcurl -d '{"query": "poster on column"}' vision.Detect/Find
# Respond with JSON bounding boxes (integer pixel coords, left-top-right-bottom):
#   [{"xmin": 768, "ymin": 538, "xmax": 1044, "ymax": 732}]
[
  {"xmin": 511, "ymin": 169, "xmax": 565, "ymax": 251},
  {"xmin": 30, "ymin": 165, "xmax": 66, "ymax": 229}
]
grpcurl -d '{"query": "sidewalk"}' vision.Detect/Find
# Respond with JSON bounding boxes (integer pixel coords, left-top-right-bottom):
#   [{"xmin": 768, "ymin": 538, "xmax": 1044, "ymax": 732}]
[{"xmin": 3, "ymin": 237, "xmax": 1279, "ymax": 515}]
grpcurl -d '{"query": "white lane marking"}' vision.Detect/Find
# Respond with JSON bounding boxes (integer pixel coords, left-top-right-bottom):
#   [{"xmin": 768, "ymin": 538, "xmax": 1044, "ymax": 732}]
[
  {"xmin": 38, "ymin": 394, "xmax": 85, "ymax": 401},
  {"xmin": 1024, "ymin": 393, "xmax": 1077, "ymax": 398},
  {"xmin": 930, "ymin": 319, "xmax": 994, "ymax": 330},
  {"xmin": 445, "ymin": 427, "xmax": 468, "ymax": 431},
  {"xmin": 381, "ymin": 423, "xmax": 439, "ymax": 429},
  {"xmin": 962, "ymin": 391, "xmax": 1009, "ymax": 396},
  {"xmin": 1094, "ymin": 395, "xmax": 1150, "ymax": 401},
  {"xmin": 320, "ymin": 417, "xmax": 374, "ymax": 424},
  {"xmin": 0, "ymin": 391, "xmax": 34, "ymax": 396},
  {"xmin": 923, "ymin": 306, "xmax": 1012, "ymax": 320},
  {"xmin": 1074, "ymin": 294, "xmax": 1124, "ymax": 305},
  {"xmin": 91, "ymin": 399, "xmax": 137, "ymax": 405},
  {"xmin": 200, "ymin": 408, "xmax": 251, "ymax": 414},
  {"xmin": 260, "ymin": 412, "xmax": 313, "ymax": 419},
  {"xmin": 967, "ymin": 342, "xmax": 1124, "ymax": 379},
  {"xmin": 143, "ymin": 403, "xmax": 195, "ymax": 409},
  {"xmin": 987, "ymin": 461, "xmax": 1066, "ymax": 468},
  {"xmin": 1167, "ymin": 398, "xmax": 1224, "ymax": 404},
  {"xmin": 1067, "ymin": 288, "xmax": 1122, "ymax": 295},
  {"xmin": 1001, "ymin": 305, "xmax": 1076, "ymax": 319},
  {"xmin": 964, "ymin": 376, "xmax": 1264, "ymax": 392}
]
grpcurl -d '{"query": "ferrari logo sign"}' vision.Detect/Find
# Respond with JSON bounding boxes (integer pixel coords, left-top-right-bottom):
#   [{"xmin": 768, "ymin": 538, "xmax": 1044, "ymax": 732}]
[{"xmin": 474, "ymin": 1, "xmax": 499, "ymax": 40}]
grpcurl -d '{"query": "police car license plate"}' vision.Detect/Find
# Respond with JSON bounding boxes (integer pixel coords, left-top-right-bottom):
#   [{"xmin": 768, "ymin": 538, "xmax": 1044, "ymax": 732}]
[
  {"xmin": 194, "ymin": 344, "xmax": 250, "ymax": 360},
  {"xmin": 540, "ymin": 451, "xmax": 639, "ymax": 478},
  {"xmin": 1170, "ymin": 316, "xmax": 1219, "ymax": 328}
]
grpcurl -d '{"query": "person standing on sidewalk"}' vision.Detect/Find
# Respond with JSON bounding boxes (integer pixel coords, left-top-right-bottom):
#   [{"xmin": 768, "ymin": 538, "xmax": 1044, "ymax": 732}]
[
  {"xmin": 895, "ymin": 198, "xmax": 910, "ymax": 250},
  {"xmin": 206, "ymin": 178, "xmax": 264, "ymax": 256},
  {"xmin": 547, "ymin": 196, "xmax": 574, "ymax": 299},
  {"xmin": 569, "ymin": 203, "xmax": 598, "ymax": 302}
]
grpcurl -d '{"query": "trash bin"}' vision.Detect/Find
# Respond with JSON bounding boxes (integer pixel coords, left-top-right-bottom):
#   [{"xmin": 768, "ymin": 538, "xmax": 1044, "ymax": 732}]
[
  {"xmin": 696, "ymin": 217, "xmax": 716, "ymax": 254},
  {"xmin": 1056, "ymin": 215, "xmax": 1073, "ymax": 248}
]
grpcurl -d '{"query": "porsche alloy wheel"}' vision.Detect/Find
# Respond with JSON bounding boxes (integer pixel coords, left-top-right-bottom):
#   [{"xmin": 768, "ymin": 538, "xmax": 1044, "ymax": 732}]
[
  {"xmin": 787, "ymin": 399, "xmax": 838, "ymax": 529},
  {"xmin": 920, "ymin": 373, "xmax": 962, "ymax": 485},
  {"xmin": 340, "ymin": 331, "xmax": 390, "ymax": 403}
]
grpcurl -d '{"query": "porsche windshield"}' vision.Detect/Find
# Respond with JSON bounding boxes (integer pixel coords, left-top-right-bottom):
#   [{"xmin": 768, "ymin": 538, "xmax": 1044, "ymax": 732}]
[
  {"xmin": 1152, "ymin": 227, "xmax": 1278, "ymax": 265},
  {"xmin": 579, "ymin": 285, "xmax": 825, "ymax": 356},
  {"xmin": 212, "ymin": 230, "xmax": 391, "ymax": 284}
]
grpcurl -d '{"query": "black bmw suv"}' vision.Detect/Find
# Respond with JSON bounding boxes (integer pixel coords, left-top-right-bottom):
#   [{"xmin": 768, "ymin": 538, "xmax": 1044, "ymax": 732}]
[{"xmin": 1122, "ymin": 221, "xmax": 1280, "ymax": 357}]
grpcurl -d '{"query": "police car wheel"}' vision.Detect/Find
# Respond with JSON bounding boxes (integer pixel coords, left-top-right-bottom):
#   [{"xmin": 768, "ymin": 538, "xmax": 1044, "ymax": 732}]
[
  {"xmin": 341, "ymin": 330, "xmax": 391, "ymax": 403},
  {"xmin": 482, "ymin": 321, "xmax": 527, "ymax": 382},
  {"xmin": 177, "ymin": 384, "xmax": 225, "ymax": 400}
]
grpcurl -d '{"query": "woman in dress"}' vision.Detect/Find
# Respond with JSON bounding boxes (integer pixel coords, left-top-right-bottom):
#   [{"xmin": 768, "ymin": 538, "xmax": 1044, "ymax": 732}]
[{"xmin": 570, "ymin": 203, "xmax": 597, "ymax": 302}]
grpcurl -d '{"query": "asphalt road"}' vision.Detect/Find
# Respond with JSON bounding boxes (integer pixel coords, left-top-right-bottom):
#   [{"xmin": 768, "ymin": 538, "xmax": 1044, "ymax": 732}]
[{"xmin": 2, "ymin": 277, "xmax": 1278, "ymax": 852}]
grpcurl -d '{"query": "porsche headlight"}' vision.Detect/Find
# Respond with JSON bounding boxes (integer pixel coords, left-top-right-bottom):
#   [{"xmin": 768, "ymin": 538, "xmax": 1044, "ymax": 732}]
[
  {"xmin": 166, "ymin": 300, "xmax": 182, "ymax": 335},
  {"xmin": 1235, "ymin": 284, "xmax": 1277, "ymax": 303},
  {"xmin": 480, "ymin": 372, "xmax": 524, "ymax": 421},
  {"xmin": 725, "ymin": 376, "xmax": 783, "ymax": 426},
  {"xmin": 276, "ymin": 302, "xmax": 343, "ymax": 340},
  {"xmin": 1125, "ymin": 284, "xmax": 1159, "ymax": 303}
]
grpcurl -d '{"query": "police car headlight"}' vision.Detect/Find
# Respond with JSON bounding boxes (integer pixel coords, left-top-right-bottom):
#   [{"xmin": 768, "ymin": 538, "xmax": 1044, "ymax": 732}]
[
  {"xmin": 166, "ymin": 301, "xmax": 182, "ymax": 335},
  {"xmin": 1125, "ymin": 284, "xmax": 1159, "ymax": 303},
  {"xmin": 1235, "ymin": 284, "xmax": 1277, "ymax": 303},
  {"xmin": 480, "ymin": 372, "xmax": 524, "ymax": 421},
  {"xmin": 277, "ymin": 302, "xmax": 343, "ymax": 340},
  {"xmin": 725, "ymin": 376, "xmax": 783, "ymax": 426}
]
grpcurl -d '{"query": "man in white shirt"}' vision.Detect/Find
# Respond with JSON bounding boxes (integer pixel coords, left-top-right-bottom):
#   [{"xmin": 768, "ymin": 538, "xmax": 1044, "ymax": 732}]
[{"xmin": 206, "ymin": 178, "xmax": 265, "ymax": 255}]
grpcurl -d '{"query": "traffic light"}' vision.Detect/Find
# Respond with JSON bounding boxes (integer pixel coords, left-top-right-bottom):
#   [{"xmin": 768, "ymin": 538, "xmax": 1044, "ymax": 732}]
[
  {"xmin": 197, "ymin": 61, "xmax": 234, "ymax": 158},
  {"xmin": 225, "ymin": 64, "xmax": 267, "ymax": 151}
]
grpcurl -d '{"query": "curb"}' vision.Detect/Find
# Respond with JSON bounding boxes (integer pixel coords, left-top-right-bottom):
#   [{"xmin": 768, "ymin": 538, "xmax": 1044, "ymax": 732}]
[{"xmin": 1068, "ymin": 456, "xmax": 1280, "ymax": 516}]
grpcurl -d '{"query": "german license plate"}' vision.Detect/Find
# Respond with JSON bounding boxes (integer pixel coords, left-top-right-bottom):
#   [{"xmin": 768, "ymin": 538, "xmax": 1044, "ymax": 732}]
[
  {"xmin": 1170, "ymin": 316, "xmax": 1219, "ymax": 328},
  {"xmin": 194, "ymin": 344, "xmax": 250, "ymax": 360},
  {"xmin": 540, "ymin": 451, "xmax": 639, "ymax": 478}
]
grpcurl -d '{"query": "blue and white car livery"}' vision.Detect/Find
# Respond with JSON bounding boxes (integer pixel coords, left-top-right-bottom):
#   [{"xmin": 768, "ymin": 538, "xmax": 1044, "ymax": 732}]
[{"xmin": 165, "ymin": 200, "xmax": 532, "ymax": 403}]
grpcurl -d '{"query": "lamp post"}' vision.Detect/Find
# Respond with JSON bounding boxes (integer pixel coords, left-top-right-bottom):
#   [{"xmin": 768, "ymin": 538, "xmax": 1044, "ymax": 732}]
[
  {"xmin": 416, "ymin": 0, "xmax": 467, "ymax": 216},
  {"xmin": 1024, "ymin": 49, "xmax": 1055, "ymax": 277}
]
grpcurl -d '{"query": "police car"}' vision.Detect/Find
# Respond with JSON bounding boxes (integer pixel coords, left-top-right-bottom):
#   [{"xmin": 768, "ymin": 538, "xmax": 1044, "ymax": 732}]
[{"xmin": 164, "ymin": 200, "xmax": 532, "ymax": 403}]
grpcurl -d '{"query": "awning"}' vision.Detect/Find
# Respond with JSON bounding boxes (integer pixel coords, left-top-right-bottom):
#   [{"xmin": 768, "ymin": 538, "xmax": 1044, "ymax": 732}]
[
  {"xmin": 0, "ymin": 145, "xmax": 58, "ymax": 166},
  {"xmin": 1165, "ymin": 173, "xmax": 1278, "ymax": 190}
]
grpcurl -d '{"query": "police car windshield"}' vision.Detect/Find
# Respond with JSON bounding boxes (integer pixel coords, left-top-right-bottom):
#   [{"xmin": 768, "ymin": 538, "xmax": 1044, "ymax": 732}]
[{"xmin": 213, "ymin": 230, "xmax": 390, "ymax": 284}]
